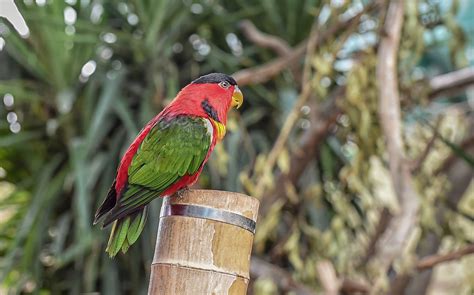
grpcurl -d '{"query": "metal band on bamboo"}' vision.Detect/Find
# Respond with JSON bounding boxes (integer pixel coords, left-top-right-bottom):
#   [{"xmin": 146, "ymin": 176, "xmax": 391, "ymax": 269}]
[{"xmin": 160, "ymin": 203, "xmax": 257, "ymax": 233}]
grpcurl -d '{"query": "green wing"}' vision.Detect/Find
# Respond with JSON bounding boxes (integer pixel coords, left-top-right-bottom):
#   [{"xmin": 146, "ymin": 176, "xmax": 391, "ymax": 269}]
[{"xmin": 103, "ymin": 116, "xmax": 212, "ymax": 225}]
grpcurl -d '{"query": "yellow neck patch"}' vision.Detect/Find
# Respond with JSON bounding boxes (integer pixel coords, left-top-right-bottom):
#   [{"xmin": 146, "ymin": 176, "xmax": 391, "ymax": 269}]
[{"xmin": 210, "ymin": 119, "xmax": 226, "ymax": 141}]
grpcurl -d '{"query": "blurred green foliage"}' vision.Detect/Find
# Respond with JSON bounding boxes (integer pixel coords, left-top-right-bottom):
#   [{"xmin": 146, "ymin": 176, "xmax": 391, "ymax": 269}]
[{"xmin": 0, "ymin": 0, "xmax": 473, "ymax": 294}]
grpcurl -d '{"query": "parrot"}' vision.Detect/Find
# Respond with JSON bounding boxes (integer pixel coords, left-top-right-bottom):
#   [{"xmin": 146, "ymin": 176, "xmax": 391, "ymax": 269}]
[{"xmin": 93, "ymin": 73, "xmax": 243, "ymax": 257}]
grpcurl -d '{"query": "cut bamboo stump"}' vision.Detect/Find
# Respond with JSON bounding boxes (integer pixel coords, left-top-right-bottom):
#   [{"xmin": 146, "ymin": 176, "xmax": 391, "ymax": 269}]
[{"xmin": 148, "ymin": 189, "xmax": 259, "ymax": 295}]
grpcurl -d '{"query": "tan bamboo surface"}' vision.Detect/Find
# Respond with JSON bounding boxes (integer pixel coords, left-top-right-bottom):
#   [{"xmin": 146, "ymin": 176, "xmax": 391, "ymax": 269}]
[{"xmin": 148, "ymin": 189, "xmax": 259, "ymax": 295}]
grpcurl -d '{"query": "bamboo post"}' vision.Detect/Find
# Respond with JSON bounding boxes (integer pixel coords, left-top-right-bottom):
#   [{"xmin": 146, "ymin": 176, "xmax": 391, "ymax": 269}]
[{"xmin": 148, "ymin": 189, "xmax": 259, "ymax": 295}]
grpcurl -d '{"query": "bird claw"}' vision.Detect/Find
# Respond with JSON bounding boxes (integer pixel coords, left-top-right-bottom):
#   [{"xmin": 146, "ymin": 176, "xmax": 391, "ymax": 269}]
[{"xmin": 177, "ymin": 187, "xmax": 189, "ymax": 198}]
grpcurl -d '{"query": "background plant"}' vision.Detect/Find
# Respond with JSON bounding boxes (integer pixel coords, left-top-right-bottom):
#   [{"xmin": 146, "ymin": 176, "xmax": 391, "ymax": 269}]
[{"xmin": 0, "ymin": 0, "xmax": 473, "ymax": 294}]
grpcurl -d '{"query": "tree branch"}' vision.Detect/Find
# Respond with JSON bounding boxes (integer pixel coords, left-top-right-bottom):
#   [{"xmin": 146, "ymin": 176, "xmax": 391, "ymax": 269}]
[
  {"xmin": 341, "ymin": 279, "xmax": 370, "ymax": 294},
  {"xmin": 371, "ymin": 1, "xmax": 421, "ymax": 292},
  {"xmin": 416, "ymin": 244, "xmax": 474, "ymax": 271},
  {"xmin": 233, "ymin": 43, "xmax": 306, "ymax": 86},
  {"xmin": 237, "ymin": 20, "xmax": 302, "ymax": 81},
  {"xmin": 428, "ymin": 67, "xmax": 474, "ymax": 99},
  {"xmin": 410, "ymin": 118, "xmax": 441, "ymax": 174},
  {"xmin": 239, "ymin": 20, "xmax": 292, "ymax": 56},
  {"xmin": 316, "ymin": 260, "xmax": 340, "ymax": 295},
  {"xmin": 434, "ymin": 134, "xmax": 474, "ymax": 175},
  {"xmin": 359, "ymin": 208, "xmax": 392, "ymax": 266}
]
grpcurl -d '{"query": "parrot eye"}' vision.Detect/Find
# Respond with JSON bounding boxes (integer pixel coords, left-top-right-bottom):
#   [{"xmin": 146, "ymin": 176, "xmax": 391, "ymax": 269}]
[{"xmin": 219, "ymin": 81, "xmax": 231, "ymax": 89}]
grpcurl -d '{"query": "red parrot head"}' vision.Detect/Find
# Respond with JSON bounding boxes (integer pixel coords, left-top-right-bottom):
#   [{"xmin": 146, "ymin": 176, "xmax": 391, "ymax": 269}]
[{"xmin": 163, "ymin": 73, "xmax": 243, "ymax": 126}]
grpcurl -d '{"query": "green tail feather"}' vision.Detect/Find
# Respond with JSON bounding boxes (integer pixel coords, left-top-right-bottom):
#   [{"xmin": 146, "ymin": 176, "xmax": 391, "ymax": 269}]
[
  {"xmin": 105, "ymin": 207, "xmax": 148, "ymax": 257},
  {"xmin": 127, "ymin": 206, "xmax": 148, "ymax": 245}
]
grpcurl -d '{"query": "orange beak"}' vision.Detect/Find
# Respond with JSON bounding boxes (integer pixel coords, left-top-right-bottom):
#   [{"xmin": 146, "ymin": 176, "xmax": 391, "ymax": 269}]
[{"xmin": 231, "ymin": 86, "xmax": 243, "ymax": 109}]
